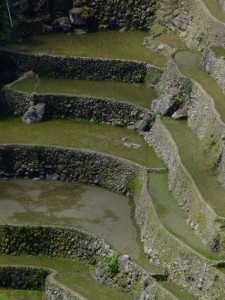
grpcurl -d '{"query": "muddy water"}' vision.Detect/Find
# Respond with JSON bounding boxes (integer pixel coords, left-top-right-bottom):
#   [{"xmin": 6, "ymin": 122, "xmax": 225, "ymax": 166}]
[{"xmin": 0, "ymin": 179, "xmax": 141, "ymax": 260}]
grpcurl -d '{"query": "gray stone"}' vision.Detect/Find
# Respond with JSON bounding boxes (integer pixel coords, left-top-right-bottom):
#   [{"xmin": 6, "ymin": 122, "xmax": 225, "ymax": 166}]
[
  {"xmin": 22, "ymin": 103, "xmax": 45, "ymax": 124},
  {"xmin": 172, "ymin": 101, "xmax": 188, "ymax": 119},
  {"xmin": 69, "ymin": 8, "xmax": 87, "ymax": 26},
  {"xmin": 151, "ymin": 95, "xmax": 175, "ymax": 116},
  {"xmin": 54, "ymin": 17, "xmax": 71, "ymax": 32}
]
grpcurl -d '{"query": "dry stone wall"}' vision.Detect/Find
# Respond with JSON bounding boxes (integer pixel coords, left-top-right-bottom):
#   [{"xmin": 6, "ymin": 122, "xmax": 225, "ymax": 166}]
[
  {"xmin": 0, "ymin": 49, "xmax": 163, "ymax": 83},
  {"xmin": 1, "ymin": 86, "xmax": 154, "ymax": 127},
  {"xmin": 144, "ymin": 118, "xmax": 225, "ymax": 253},
  {"xmin": 188, "ymin": 81, "xmax": 225, "ymax": 188},
  {"xmin": 134, "ymin": 170, "xmax": 225, "ymax": 300},
  {"xmin": 0, "ymin": 144, "xmax": 142, "ymax": 194},
  {"xmin": 184, "ymin": 0, "xmax": 225, "ymax": 48},
  {"xmin": 201, "ymin": 47, "xmax": 225, "ymax": 93}
]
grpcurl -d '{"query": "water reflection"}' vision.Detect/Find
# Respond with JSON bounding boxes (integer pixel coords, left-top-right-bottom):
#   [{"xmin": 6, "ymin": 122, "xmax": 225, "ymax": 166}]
[{"xmin": 0, "ymin": 179, "xmax": 140, "ymax": 259}]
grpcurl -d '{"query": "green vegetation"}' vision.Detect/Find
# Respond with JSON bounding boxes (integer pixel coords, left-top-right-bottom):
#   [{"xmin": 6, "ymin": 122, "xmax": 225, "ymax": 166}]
[
  {"xmin": 148, "ymin": 172, "xmax": 219, "ymax": 260},
  {"xmin": 154, "ymin": 32, "xmax": 186, "ymax": 49},
  {"xmin": 151, "ymin": 24, "xmax": 166, "ymax": 36},
  {"xmin": 161, "ymin": 281, "xmax": 198, "ymax": 300},
  {"xmin": 11, "ymin": 78, "xmax": 157, "ymax": 109},
  {"xmin": 106, "ymin": 255, "xmax": 119, "ymax": 277},
  {"xmin": 0, "ymin": 118, "xmax": 164, "ymax": 168},
  {"xmin": 0, "ymin": 290, "xmax": 43, "ymax": 300},
  {"xmin": 162, "ymin": 118, "xmax": 225, "ymax": 217},
  {"xmin": 0, "ymin": 255, "xmax": 130, "ymax": 300},
  {"xmin": 201, "ymin": 0, "xmax": 225, "ymax": 23},
  {"xmin": 7, "ymin": 31, "xmax": 167, "ymax": 67},
  {"xmin": 211, "ymin": 46, "xmax": 225, "ymax": 58},
  {"xmin": 174, "ymin": 50, "xmax": 225, "ymax": 123}
]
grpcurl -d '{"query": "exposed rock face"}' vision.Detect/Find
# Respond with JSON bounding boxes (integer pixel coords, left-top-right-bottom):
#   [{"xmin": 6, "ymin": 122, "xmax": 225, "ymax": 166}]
[
  {"xmin": 54, "ymin": 17, "xmax": 71, "ymax": 32},
  {"xmin": 22, "ymin": 103, "xmax": 45, "ymax": 124},
  {"xmin": 151, "ymin": 95, "xmax": 179, "ymax": 116},
  {"xmin": 69, "ymin": 7, "xmax": 87, "ymax": 26},
  {"xmin": 172, "ymin": 101, "xmax": 188, "ymax": 119}
]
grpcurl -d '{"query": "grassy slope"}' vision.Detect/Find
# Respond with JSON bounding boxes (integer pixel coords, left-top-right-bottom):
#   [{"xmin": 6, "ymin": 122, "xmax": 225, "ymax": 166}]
[{"xmin": 162, "ymin": 118, "xmax": 225, "ymax": 217}]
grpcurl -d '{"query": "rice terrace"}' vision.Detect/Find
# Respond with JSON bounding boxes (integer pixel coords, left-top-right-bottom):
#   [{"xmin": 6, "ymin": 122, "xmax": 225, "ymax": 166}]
[{"xmin": 1, "ymin": 0, "xmax": 225, "ymax": 299}]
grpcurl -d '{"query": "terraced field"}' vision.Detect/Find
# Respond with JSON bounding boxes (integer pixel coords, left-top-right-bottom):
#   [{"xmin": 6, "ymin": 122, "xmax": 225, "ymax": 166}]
[{"xmin": 1, "ymin": 8, "xmax": 225, "ymax": 298}]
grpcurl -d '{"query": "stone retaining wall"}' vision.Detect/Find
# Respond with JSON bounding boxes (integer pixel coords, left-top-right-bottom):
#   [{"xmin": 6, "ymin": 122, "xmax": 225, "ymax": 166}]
[
  {"xmin": 0, "ymin": 266, "xmax": 49, "ymax": 290},
  {"xmin": 134, "ymin": 170, "xmax": 225, "ymax": 299},
  {"xmin": 144, "ymin": 117, "xmax": 225, "ymax": 253},
  {"xmin": 188, "ymin": 81, "xmax": 225, "ymax": 188},
  {"xmin": 201, "ymin": 47, "xmax": 225, "ymax": 93},
  {"xmin": 0, "ymin": 49, "xmax": 163, "ymax": 83},
  {"xmin": 1, "ymin": 85, "xmax": 154, "ymax": 127},
  {"xmin": 185, "ymin": 0, "xmax": 225, "ymax": 48},
  {"xmin": 0, "ymin": 144, "xmax": 143, "ymax": 194}
]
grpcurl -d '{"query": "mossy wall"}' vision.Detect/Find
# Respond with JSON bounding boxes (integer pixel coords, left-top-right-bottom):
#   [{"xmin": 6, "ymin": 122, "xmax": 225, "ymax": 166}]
[
  {"xmin": 188, "ymin": 82, "xmax": 225, "ymax": 189},
  {"xmin": 184, "ymin": 0, "xmax": 225, "ymax": 48},
  {"xmin": 0, "ymin": 144, "xmax": 142, "ymax": 194},
  {"xmin": 0, "ymin": 49, "xmax": 163, "ymax": 83},
  {"xmin": 1, "ymin": 84, "xmax": 154, "ymax": 127},
  {"xmin": 201, "ymin": 47, "xmax": 225, "ymax": 93},
  {"xmin": 0, "ymin": 266, "xmax": 48, "ymax": 290},
  {"xmin": 134, "ymin": 170, "xmax": 225, "ymax": 300},
  {"xmin": 144, "ymin": 118, "xmax": 225, "ymax": 253}
]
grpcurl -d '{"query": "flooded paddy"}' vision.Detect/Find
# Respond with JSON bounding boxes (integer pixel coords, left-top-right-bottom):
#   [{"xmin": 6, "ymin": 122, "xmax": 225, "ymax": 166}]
[
  {"xmin": 7, "ymin": 31, "xmax": 166, "ymax": 67},
  {"xmin": 0, "ymin": 179, "xmax": 141, "ymax": 260},
  {"xmin": 12, "ymin": 77, "xmax": 157, "ymax": 109}
]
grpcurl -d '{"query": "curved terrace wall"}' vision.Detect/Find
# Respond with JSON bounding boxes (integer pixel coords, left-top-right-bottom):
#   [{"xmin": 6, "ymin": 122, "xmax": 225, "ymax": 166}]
[
  {"xmin": 134, "ymin": 170, "xmax": 225, "ymax": 299},
  {"xmin": 0, "ymin": 49, "xmax": 163, "ymax": 84},
  {"xmin": 0, "ymin": 144, "xmax": 143, "ymax": 194},
  {"xmin": 1, "ymin": 84, "xmax": 154, "ymax": 127},
  {"xmin": 188, "ymin": 81, "xmax": 225, "ymax": 188},
  {"xmin": 201, "ymin": 47, "xmax": 225, "ymax": 93},
  {"xmin": 144, "ymin": 117, "xmax": 225, "ymax": 253},
  {"xmin": 184, "ymin": 0, "xmax": 225, "ymax": 48},
  {"xmin": 1, "ymin": 145, "xmax": 225, "ymax": 298}
]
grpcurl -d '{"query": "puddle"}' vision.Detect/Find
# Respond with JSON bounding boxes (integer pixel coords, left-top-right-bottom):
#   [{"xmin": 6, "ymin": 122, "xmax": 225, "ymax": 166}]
[
  {"xmin": 174, "ymin": 50, "xmax": 200, "ymax": 68},
  {"xmin": 0, "ymin": 179, "xmax": 140, "ymax": 259}
]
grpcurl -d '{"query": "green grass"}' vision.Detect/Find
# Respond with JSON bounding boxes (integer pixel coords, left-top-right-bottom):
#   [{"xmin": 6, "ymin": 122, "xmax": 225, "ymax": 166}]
[
  {"xmin": 0, "ymin": 290, "xmax": 42, "ymax": 300},
  {"xmin": 162, "ymin": 118, "xmax": 225, "ymax": 217},
  {"xmin": 0, "ymin": 118, "xmax": 164, "ymax": 168},
  {"xmin": 154, "ymin": 32, "xmax": 186, "ymax": 49},
  {"xmin": 148, "ymin": 172, "xmax": 219, "ymax": 260},
  {"xmin": 174, "ymin": 51, "xmax": 225, "ymax": 124},
  {"xmin": 211, "ymin": 46, "xmax": 225, "ymax": 58},
  {"xmin": 201, "ymin": 0, "xmax": 225, "ymax": 23},
  {"xmin": 11, "ymin": 78, "xmax": 157, "ymax": 109},
  {"xmin": 161, "ymin": 281, "xmax": 198, "ymax": 300},
  {"xmin": 0, "ymin": 255, "xmax": 129, "ymax": 300},
  {"xmin": 7, "ymin": 31, "xmax": 167, "ymax": 67}
]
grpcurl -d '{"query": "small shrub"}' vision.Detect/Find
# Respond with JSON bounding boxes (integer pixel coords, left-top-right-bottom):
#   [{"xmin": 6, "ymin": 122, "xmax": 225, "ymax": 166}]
[
  {"xmin": 106, "ymin": 255, "xmax": 119, "ymax": 277},
  {"xmin": 151, "ymin": 24, "xmax": 166, "ymax": 36}
]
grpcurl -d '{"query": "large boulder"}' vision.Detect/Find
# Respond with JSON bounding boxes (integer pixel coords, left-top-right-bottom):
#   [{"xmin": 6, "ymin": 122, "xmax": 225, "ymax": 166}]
[
  {"xmin": 54, "ymin": 17, "xmax": 71, "ymax": 32},
  {"xmin": 172, "ymin": 101, "xmax": 188, "ymax": 120},
  {"xmin": 22, "ymin": 103, "xmax": 45, "ymax": 124},
  {"xmin": 69, "ymin": 7, "xmax": 88, "ymax": 26},
  {"xmin": 151, "ymin": 95, "xmax": 180, "ymax": 116}
]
